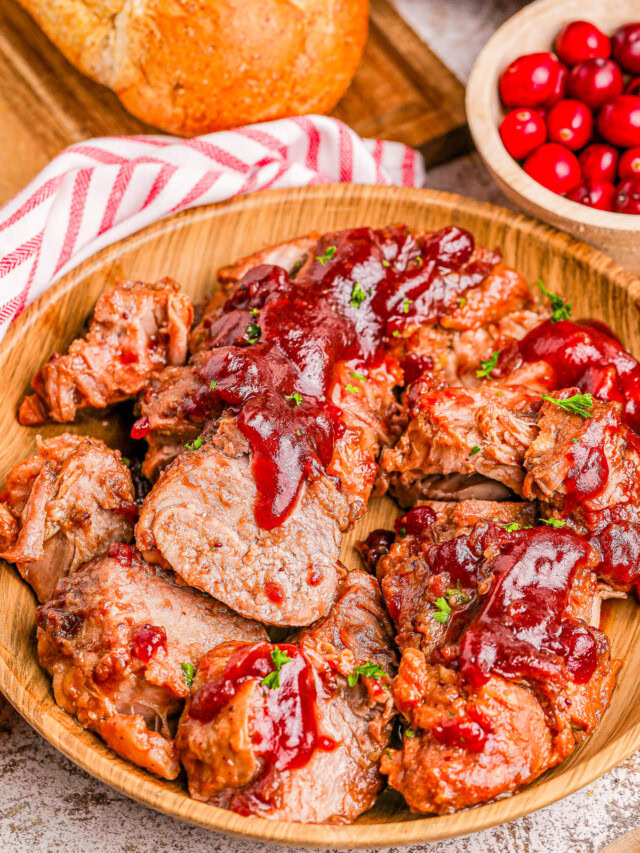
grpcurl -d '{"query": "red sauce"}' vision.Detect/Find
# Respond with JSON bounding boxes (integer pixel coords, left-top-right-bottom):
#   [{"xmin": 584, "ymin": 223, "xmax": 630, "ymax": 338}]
[
  {"xmin": 170, "ymin": 226, "xmax": 497, "ymax": 529},
  {"xmin": 395, "ymin": 506, "xmax": 437, "ymax": 536},
  {"xmin": 119, "ymin": 351, "xmax": 139, "ymax": 365},
  {"xmin": 498, "ymin": 318, "xmax": 640, "ymax": 432},
  {"xmin": 432, "ymin": 716, "xmax": 489, "ymax": 753},
  {"xmin": 130, "ymin": 414, "xmax": 150, "ymax": 440},
  {"xmin": 189, "ymin": 642, "xmax": 335, "ymax": 780},
  {"xmin": 114, "ymin": 500, "xmax": 139, "ymax": 524},
  {"xmin": 132, "ymin": 624, "xmax": 167, "ymax": 662},
  {"xmin": 265, "ymin": 581, "xmax": 285, "ymax": 603},
  {"xmin": 458, "ymin": 527, "xmax": 599, "ymax": 687},
  {"xmin": 108, "ymin": 542, "xmax": 138, "ymax": 565},
  {"xmin": 356, "ymin": 528, "xmax": 396, "ymax": 573},
  {"xmin": 594, "ymin": 521, "xmax": 640, "ymax": 588}
]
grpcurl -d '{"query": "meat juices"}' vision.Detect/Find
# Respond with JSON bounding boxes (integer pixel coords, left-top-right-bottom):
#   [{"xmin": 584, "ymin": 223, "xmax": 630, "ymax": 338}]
[
  {"xmin": 36, "ymin": 544, "xmax": 267, "ymax": 780},
  {"xmin": 0, "ymin": 434, "xmax": 136, "ymax": 601},
  {"xmin": 19, "ymin": 278, "xmax": 193, "ymax": 425},
  {"xmin": 176, "ymin": 571, "xmax": 397, "ymax": 823}
]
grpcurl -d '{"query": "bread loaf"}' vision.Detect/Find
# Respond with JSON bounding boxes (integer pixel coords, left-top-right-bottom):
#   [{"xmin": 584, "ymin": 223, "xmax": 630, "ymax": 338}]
[{"xmin": 17, "ymin": 0, "xmax": 369, "ymax": 135}]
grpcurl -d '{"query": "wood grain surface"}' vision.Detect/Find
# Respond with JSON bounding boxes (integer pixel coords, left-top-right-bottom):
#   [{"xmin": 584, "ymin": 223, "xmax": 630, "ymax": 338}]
[
  {"xmin": 0, "ymin": 0, "xmax": 468, "ymax": 204},
  {"xmin": 1, "ymin": 184, "xmax": 639, "ymax": 847}
]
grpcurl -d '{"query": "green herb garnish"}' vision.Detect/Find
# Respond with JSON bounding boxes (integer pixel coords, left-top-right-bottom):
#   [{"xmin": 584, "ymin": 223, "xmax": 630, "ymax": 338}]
[
  {"xmin": 209, "ymin": 380, "xmax": 216, "ymax": 390},
  {"xmin": 476, "ymin": 351, "xmax": 499, "ymax": 379},
  {"xmin": 121, "ymin": 457, "xmax": 131, "ymax": 468},
  {"xmin": 285, "ymin": 392, "xmax": 304, "ymax": 406},
  {"xmin": 382, "ymin": 259, "xmax": 390, "ymax": 268},
  {"xmin": 350, "ymin": 371, "xmax": 367, "ymax": 381},
  {"xmin": 458, "ymin": 296, "xmax": 467, "ymax": 307},
  {"xmin": 181, "ymin": 662, "xmax": 195, "ymax": 688},
  {"xmin": 541, "ymin": 393, "xmax": 593, "ymax": 419},
  {"xmin": 402, "ymin": 297, "xmax": 413, "ymax": 314},
  {"xmin": 537, "ymin": 279, "xmax": 572, "ymax": 323},
  {"xmin": 348, "ymin": 660, "xmax": 386, "ymax": 687},
  {"xmin": 261, "ymin": 646, "xmax": 293, "ymax": 690},
  {"xmin": 392, "ymin": 330, "xmax": 400, "ymax": 338},
  {"xmin": 315, "ymin": 245, "xmax": 337, "ymax": 266},
  {"xmin": 433, "ymin": 596, "xmax": 451, "ymax": 625},
  {"xmin": 246, "ymin": 321, "xmax": 261, "ymax": 345},
  {"xmin": 469, "ymin": 445, "xmax": 481, "ymax": 456},
  {"xmin": 185, "ymin": 437, "xmax": 204, "ymax": 451},
  {"xmin": 345, "ymin": 384, "xmax": 359, "ymax": 394},
  {"xmin": 503, "ymin": 522, "xmax": 520, "ymax": 532},
  {"xmin": 349, "ymin": 281, "xmax": 368, "ymax": 309},
  {"xmin": 541, "ymin": 517, "xmax": 567, "ymax": 528},
  {"xmin": 404, "ymin": 727, "xmax": 415, "ymax": 739}
]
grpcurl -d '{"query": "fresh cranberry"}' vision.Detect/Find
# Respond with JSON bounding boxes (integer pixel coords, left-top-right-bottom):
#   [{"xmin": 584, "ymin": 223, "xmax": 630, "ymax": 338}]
[
  {"xmin": 597, "ymin": 95, "xmax": 640, "ymax": 147},
  {"xmin": 499, "ymin": 108, "xmax": 547, "ymax": 159},
  {"xmin": 612, "ymin": 24, "xmax": 640, "ymax": 74},
  {"xmin": 566, "ymin": 180, "xmax": 616, "ymax": 210},
  {"xmin": 619, "ymin": 146, "xmax": 640, "ymax": 178},
  {"xmin": 499, "ymin": 52, "xmax": 564, "ymax": 108},
  {"xmin": 524, "ymin": 143, "xmax": 582, "ymax": 194},
  {"xmin": 567, "ymin": 58, "xmax": 623, "ymax": 109},
  {"xmin": 626, "ymin": 77, "xmax": 640, "ymax": 96},
  {"xmin": 578, "ymin": 144, "xmax": 618, "ymax": 182},
  {"xmin": 615, "ymin": 175, "xmax": 640, "ymax": 214},
  {"xmin": 394, "ymin": 506, "xmax": 437, "ymax": 536},
  {"xmin": 555, "ymin": 21, "xmax": 611, "ymax": 67},
  {"xmin": 547, "ymin": 99, "xmax": 594, "ymax": 150},
  {"xmin": 544, "ymin": 62, "xmax": 568, "ymax": 107}
]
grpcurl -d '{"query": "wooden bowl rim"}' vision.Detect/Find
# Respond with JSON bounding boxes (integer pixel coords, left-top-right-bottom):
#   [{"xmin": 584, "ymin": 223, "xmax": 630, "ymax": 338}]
[
  {"xmin": 2, "ymin": 183, "xmax": 640, "ymax": 847},
  {"xmin": 466, "ymin": 0, "xmax": 640, "ymax": 236}
]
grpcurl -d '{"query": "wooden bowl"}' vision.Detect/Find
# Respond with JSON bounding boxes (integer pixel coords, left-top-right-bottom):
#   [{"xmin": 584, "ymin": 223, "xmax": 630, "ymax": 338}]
[
  {"xmin": 466, "ymin": 0, "xmax": 640, "ymax": 274},
  {"xmin": 2, "ymin": 184, "xmax": 640, "ymax": 847}
]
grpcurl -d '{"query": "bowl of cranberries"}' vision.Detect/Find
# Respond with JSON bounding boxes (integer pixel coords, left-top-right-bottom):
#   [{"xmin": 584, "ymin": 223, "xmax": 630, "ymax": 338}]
[{"xmin": 467, "ymin": 0, "xmax": 640, "ymax": 272}]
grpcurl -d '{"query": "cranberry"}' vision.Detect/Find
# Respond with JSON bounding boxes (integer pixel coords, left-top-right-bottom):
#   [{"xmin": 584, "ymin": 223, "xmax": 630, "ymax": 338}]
[
  {"xmin": 499, "ymin": 108, "xmax": 547, "ymax": 159},
  {"xmin": 544, "ymin": 62, "xmax": 568, "ymax": 107},
  {"xmin": 615, "ymin": 175, "xmax": 640, "ymax": 214},
  {"xmin": 547, "ymin": 99, "xmax": 594, "ymax": 151},
  {"xmin": 612, "ymin": 24, "xmax": 640, "ymax": 74},
  {"xmin": 626, "ymin": 77, "xmax": 640, "ymax": 96},
  {"xmin": 619, "ymin": 146, "xmax": 640, "ymax": 179},
  {"xmin": 394, "ymin": 506, "xmax": 437, "ymax": 536},
  {"xmin": 578, "ymin": 144, "xmax": 618, "ymax": 182},
  {"xmin": 555, "ymin": 21, "xmax": 611, "ymax": 67},
  {"xmin": 567, "ymin": 58, "xmax": 623, "ymax": 109},
  {"xmin": 499, "ymin": 52, "xmax": 563, "ymax": 108},
  {"xmin": 597, "ymin": 95, "xmax": 640, "ymax": 147},
  {"xmin": 566, "ymin": 180, "xmax": 616, "ymax": 210},
  {"xmin": 524, "ymin": 143, "xmax": 582, "ymax": 194}
]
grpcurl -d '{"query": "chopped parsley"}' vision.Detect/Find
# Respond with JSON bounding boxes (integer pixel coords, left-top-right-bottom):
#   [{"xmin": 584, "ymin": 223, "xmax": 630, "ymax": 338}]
[
  {"xmin": 296, "ymin": 429, "xmax": 301, "ymax": 437},
  {"xmin": 350, "ymin": 370, "xmax": 367, "ymax": 381},
  {"xmin": 246, "ymin": 321, "xmax": 261, "ymax": 345},
  {"xmin": 458, "ymin": 296, "xmax": 467, "ymax": 307},
  {"xmin": 181, "ymin": 662, "xmax": 195, "ymax": 688},
  {"xmin": 541, "ymin": 392, "xmax": 593, "ymax": 419},
  {"xmin": 349, "ymin": 281, "xmax": 368, "ymax": 309},
  {"xmin": 541, "ymin": 517, "xmax": 567, "ymax": 528},
  {"xmin": 209, "ymin": 379, "xmax": 216, "ymax": 390},
  {"xmin": 415, "ymin": 255, "xmax": 423, "ymax": 267},
  {"xmin": 572, "ymin": 438, "xmax": 580, "ymax": 444},
  {"xmin": 345, "ymin": 384, "xmax": 359, "ymax": 394},
  {"xmin": 249, "ymin": 307, "xmax": 259, "ymax": 317},
  {"xmin": 385, "ymin": 748, "xmax": 393, "ymax": 760},
  {"xmin": 392, "ymin": 330, "xmax": 400, "ymax": 338},
  {"xmin": 261, "ymin": 646, "xmax": 292, "ymax": 690},
  {"xmin": 398, "ymin": 527, "xmax": 407, "ymax": 538},
  {"xmin": 291, "ymin": 259, "xmax": 304, "ymax": 274},
  {"xmin": 476, "ymin": 350, "xmax": 499, "ymax": 379},
  {"xmin": 382, "ymin": 259, "xmax": 390, "ymax": 268},
  {"xmin": 348, "ymin": 660, "xmax": 386, "ymax": 687},
  {"xmin": 503, "ymin": 522, "xmax": 520, "ymax": 532},
  {"xmin": 285, "ymin": 392, "xmax": 303, "ymax": 406},
  {"xmin": 402, "ymin": 297, "xmax": 413, "ymax": 314},
  {"xmin": 121, "ymin": 457, "xmax": 131, "ymax": 468},
  {"xmin": 404, "ymin": 727, "xmax": 415, "ymax": 739},
  {"xmin": 537, "ymin": 279, "xmax": 571, "ymax": 323},
  {"xmin": 433, "ymin": 596, "xmax": 451, "ymax": 624},
  {"xmin": 469, "ymin": 445, "xmax": 481, "ymax": 456},
  {"xmin": 185, "ymin": 437, "xmax": 204, "ymax": 451},
  {"xmin": 315, "ymin": 245, "xmax": 337, "ymax": 266}
]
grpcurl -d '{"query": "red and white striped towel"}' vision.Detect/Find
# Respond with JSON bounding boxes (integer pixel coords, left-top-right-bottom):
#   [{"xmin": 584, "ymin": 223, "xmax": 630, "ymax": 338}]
[{"xmin": 0, "ymin": 115, "xmax": 425, "ymax": 340}]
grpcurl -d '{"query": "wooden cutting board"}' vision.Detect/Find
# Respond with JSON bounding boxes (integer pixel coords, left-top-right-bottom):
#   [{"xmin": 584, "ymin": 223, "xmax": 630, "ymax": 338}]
[{"xmin": 0, "ymin": 0, "xmax": 469, "ymax": 204}]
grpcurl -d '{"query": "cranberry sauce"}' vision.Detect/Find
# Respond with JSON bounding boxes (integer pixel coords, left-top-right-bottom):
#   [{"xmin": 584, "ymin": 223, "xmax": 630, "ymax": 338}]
[
  {"xmin": 189, "ymin": 642, "xmax": 335, "ymax": 774},
  {"xmin": 163, "ymin": 225, "xmax": 492, "ymax": 529},
  {"xmin": 356, "ymin": 529, "xmax": 396, "ymax": 574},
  {"xmin": 433, "ymin": 705, "xmax": 493, "ymax": 753},
  {"xmin": 458, "ymin": 527, "xmax": 599, "ymax": 688},
  {"xmin": 132, "ymin": 624, "xmax": 167, "ymax": 662},
  {"xmin": 498, "ymin": 318, "xmax": 640, "ymax": 432}
]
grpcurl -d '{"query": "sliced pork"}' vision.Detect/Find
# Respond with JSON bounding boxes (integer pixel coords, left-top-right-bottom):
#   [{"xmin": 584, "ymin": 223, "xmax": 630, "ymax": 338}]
[{"xmin": 36, "ymin": 545, "xmax": 267, "ymax": 780}]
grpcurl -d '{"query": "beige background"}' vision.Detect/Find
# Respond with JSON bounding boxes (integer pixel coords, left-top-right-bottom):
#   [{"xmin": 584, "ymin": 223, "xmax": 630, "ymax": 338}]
[{"xmin": 1, "ymin": 2, "xmax": 638, "ymax": 851}]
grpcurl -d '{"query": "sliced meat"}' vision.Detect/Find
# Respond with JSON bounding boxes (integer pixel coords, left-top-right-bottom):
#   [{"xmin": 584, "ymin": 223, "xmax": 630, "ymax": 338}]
[
  {"xmin": 176, "ymin": 571, "xmax": 397, "ymax": 823},
  {"xmin": 1, "ymin": 434, "xmax": 135, "ymax": 601},
  {"xmin": 136, "ymin": 415, "xmax": 350, "ymax": 626},
  {"xmin": 36, "ymin": 545, "xmax": 267, "ymax": 780},
  {"xmin": 19, "ymin": 278, "xmax": 193, "ymax": 425},
  {"xmin": 381, "ymin": 385, "xmax": 541, "ymax": 501}
]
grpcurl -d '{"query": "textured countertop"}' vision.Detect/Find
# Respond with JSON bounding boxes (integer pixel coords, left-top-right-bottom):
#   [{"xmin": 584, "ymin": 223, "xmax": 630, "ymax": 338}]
[{"xmin": 2, "ymin": 2, "xmax": 639, "ymax": 851}]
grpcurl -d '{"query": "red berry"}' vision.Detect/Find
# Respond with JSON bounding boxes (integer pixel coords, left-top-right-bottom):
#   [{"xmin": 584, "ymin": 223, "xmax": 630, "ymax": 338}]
[
  {"xmin": 614, "ymin": 175, "xmax": 640, "ymax": 214},
  {"xmin": 619, "ymin": 146, "xmax": 640, "ymax": 179},
  {"xmin": 626, "ymin": 77, "xmax": 640, "ymax": 96},
  {"xmin": 612, "ymin": 24, "xmax": 640, "ymax": 74},
  {"xmin": 597, "ymin": 95, "xmax": 640, "ymax": 147},
  {"xmin": 547, "ymin": 99, "xmax": 594, "ymax": 150},
  {"xmin": 555, "ymin": 21, "xmax": 611, "ymax": 67},
  {"xmin": 567, "ymin": 58, "xmax": 623, "ymax": 109},
  {"xmin": 544, "ymin": 62, "xmax": 568, "ymax": 107},
  {"xmin": 566, "ymin": 180, "xmax": 616, "ymax": 210},
  {"xmin": 524, "ymin": 143, "xmax": 582, "ymax": 194},
  {"xmin": 499, "ymin": 52, "xmax": 563, "ymax": 108},
  {"xmin": 578, "ymin": 144, "xmax": 618, "ymax": 183},
  {"xmin": 499, "ymin": 108, "xmax": 547, "ymax": 159}
]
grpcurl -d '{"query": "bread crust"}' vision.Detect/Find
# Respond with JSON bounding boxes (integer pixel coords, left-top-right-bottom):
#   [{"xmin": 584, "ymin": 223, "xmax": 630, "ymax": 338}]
[{"xmin": 16, "ymin": 0, "xmax": 369, "ymax": 135}]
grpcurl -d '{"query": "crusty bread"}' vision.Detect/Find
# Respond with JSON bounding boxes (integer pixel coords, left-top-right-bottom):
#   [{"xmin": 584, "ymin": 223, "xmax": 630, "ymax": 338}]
[{"xmin": 16, "ymin": 0, "xmax": 369, "ymax": 135}]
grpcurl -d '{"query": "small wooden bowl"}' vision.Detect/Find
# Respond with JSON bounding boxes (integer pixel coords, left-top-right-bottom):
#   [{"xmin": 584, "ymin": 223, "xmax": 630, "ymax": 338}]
[
  {"xmin": 1, "ymin": 184, "xmax": 640, "ymax": 847},
  {"xmin": 467, "ymin": 0, "xmax": 640, "ymax": 273}
]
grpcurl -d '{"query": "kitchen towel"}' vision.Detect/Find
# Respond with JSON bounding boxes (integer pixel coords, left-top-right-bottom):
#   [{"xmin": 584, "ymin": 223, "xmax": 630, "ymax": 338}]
[{"xmin": 0, "ymin": 115, "xmax": 425, "ymax": 340}]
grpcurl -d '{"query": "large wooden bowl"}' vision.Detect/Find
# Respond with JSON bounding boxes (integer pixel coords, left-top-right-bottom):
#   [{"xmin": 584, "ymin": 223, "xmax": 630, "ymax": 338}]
[
  {"xmin": 1, "ymin": 185, "xmax": 640, "ymax": 847},
  {"xmin": 466, "ymin": 0, "xmax": 640, "ymax": 274}
]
